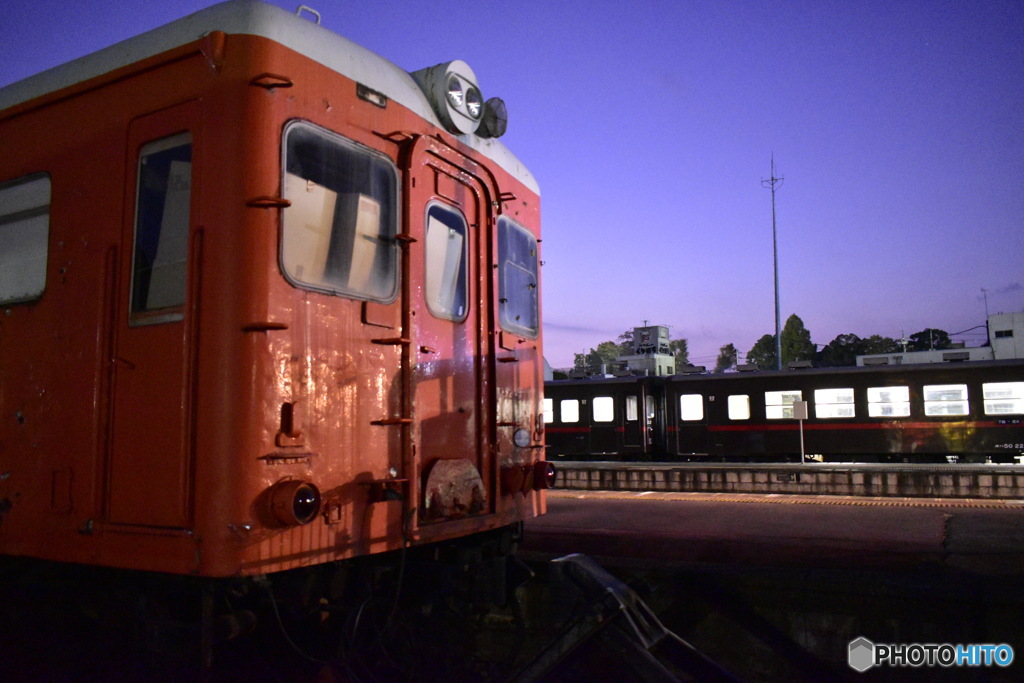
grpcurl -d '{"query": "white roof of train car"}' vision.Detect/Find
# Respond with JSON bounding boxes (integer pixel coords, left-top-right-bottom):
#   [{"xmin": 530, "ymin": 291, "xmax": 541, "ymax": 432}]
[{"xmin": 0, "ymin": 0, "xmax": 539, "ymax": 194}]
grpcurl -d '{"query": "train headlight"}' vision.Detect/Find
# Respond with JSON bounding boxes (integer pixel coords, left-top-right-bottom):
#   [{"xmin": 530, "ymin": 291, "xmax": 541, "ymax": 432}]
[
  {"xmin": 269, "ymin": 480, "xmax": 322, "ymax": 526},
  {"xmin": 513, "ymin": 428, "xmax": 531, "ymax": 448},
  {"xmin": 412, "ymin": 60, "xmax": 486, "ymax": 135}
]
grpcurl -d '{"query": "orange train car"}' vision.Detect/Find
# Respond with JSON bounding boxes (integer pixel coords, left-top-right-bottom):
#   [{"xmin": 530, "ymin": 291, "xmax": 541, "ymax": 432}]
[{"xmin": 0, "ymin": 0, "xmax": 551, "ymax": 591}]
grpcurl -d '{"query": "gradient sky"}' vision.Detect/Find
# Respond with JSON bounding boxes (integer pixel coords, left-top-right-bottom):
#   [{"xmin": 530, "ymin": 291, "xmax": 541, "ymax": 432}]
[{"xmin": 3, "ymin": 0, "xmax": 1022, "ymax": 368}]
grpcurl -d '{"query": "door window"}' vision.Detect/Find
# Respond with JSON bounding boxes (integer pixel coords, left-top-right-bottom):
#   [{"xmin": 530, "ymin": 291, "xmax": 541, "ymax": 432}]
[
  {"xmin": 425, "ymin": 203, "xmax": 468, "ymax": 320},
  {"xmin": 131, "ymin": 133, "xmax": 191, "ymax": 320}
]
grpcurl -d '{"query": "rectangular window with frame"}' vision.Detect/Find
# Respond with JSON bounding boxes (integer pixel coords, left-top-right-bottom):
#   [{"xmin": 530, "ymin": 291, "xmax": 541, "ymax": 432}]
[
  {"xmin": 867, "ymin": 386, "xmax": 911, "ymax": 417},
  {"xmin": 542, "ymin": 397, "xmax": 554, "ymax": 424},
  {"xmin": 765, "ymin": 390, "xmax": 802, "ymax": 419},
  {"xmin": 983, "ymin": 382, "xmax": 1024, "ymax": 415},
  {"xmin": 0, "ymin": 173, "xmax": 50, "ymax": 304},
  {"xmin": 814, "ymin": 388, "xmax": 855, "ymax": 419},
  {"xmin": 282, "ymin": 121, "xmax": 398, "ymax": 302},
  {"xmin": 923, "ymin": 384, "xmax": 969, "ymax": 417},
  {"xmin": 131, "ymin": 134, "xmax": 192, "ymax": 318},
  {"xmin": 497, "ymin": 217, "xmax": 539, "ymax": 338}
]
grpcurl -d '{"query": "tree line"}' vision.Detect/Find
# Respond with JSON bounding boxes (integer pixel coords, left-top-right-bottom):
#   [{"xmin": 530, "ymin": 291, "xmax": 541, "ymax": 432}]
[{"xmin": 570, "ymin": 315, "xmax": 958, "ymax": 375}]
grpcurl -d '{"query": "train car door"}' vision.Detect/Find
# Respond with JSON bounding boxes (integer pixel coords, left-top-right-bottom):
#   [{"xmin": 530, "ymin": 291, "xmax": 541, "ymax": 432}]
[
  {"xmin": 588, "ymin": 393, "xmax": 620, "ymax": 457},
  {"xmin": 406, "ymin": 137, "xmax": 494, "ymax": 521},
  {"xmin": 108, "ymin": 103, "xmax": 200, "ymax": 528},
  {"xmin": 673, "ymin": 388, "xmax": 710, "ymax": 456}
]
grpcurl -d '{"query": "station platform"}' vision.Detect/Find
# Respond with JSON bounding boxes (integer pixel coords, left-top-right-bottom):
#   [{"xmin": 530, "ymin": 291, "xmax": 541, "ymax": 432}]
[
  {"xmin": 524, "ymin": 489, "xmax": 1024, "ymax": 574},
  {"xmin": 522, "ymin": 491, "xmax": 1024, "ymax": 681},
  {"xmin": 554, "ymin": 461, "xmax": 1024, "ymax": 499}
]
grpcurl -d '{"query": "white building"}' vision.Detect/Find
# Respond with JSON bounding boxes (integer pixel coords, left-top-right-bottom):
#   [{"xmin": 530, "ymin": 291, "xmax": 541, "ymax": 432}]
[{"xmin": 857, "ymin": 312, "xmax": 1024, "ymax": 366}]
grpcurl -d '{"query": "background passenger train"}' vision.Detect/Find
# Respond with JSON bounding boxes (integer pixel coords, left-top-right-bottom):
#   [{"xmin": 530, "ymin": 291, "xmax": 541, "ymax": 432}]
[{"xmin": 546, "ymin": 360, "xmax": 1024, "ymax": 463}]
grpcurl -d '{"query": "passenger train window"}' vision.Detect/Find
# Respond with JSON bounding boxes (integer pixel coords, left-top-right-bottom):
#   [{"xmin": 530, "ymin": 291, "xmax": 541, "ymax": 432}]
[
  {"xmin": 923, "ymin": 384, "xmax": 969, "ymax": 416},
  {"xmin": 625, "ymin": 395, "xmax": 639, "ymax": 421},
  {"xmin": 560, "ymin": 399, "xmax": 579, "ymax": 423},
  {"xmin": 728, "ymin": 395, "xmax": 750, "ymax": 420},
  {"xmin": 814, "ymin": 388, "xmax": 855, "ymax": 419},
  {"xmin": 679, "ymin": 394, "xmax": 704, "ymax": 421},
  {"xmin": 983, "ymin": 382, "xmax": 1024, "ymax": 415},
  {"xmin": 424, "ymin": 203, "xmax": 468, "ymax": 320},
  {"xmin": 131, "ymin": 133, "xmax": 192, "ymax": 318},
  {"xmin": 867, "ymin": 386, "xmax": 911, "ymax": 417},
  {"xmin": 497, "ymin": 217, "xmax": 539, "ymax": 338},
  {"xmin": 593, "ymin": 396, "xmax": 614, "ymax": 422},
  {"xmin": 0, "ymin": 173, "xmax": 50, "ymax": 305},
  {"xmin": 542, "ymin": 397, "xmax": 553, "ymax": 424},
  {"xmin": 281, "ymin": 121, "xmax": 399, "ymax": 302},
  {"xmin": 765, "ymin": 390, "xmax": 802, "ymax": 419}
]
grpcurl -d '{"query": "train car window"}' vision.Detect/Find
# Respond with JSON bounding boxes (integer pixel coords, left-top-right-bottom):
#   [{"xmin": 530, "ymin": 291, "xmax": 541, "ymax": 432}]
[
  {"xmin": 131, "ymin": 134, "xmax": 191, "ymax": 318},
  {"xmin": 923, "ymin": 384, "xmax": 969, "ymax": 417},
  {"xmin": 424, "ymin": 203, "xmax": 468, "ymax": 320},
  {"xmin": 728, "ymin": 395, "xmax": 750, "ymax": 420},
  {"xmin": 814, "ymin": 388, "xmax": 855, "ymax": 419},
  {"xmin": 497, "ymin": 217, "xmax": 539, "ymax": 338},
  {"xmin": 560, "ymin": 399, "xmax": 579, "ymax": 423},
  {"xmin": 593, "ymin": 396, "xmax": 614, "ymax": 422},
  {"xmin": 867, "ymin": 386, "xmax": 911, "ymax": 417},
  {"xmin": 765, "ymin": 390, "xmax": 802, "ymax": 419},
  {"xmin": 983, "ymin": 382, "xmax": 1024, "ymax": 415},
  {"xmin": 281, "ymin": 121, "xmax": 398, "ymax": 302},
  {"xmin": 0, "ymin": 173, "xmax": 50, "ymax": 305},
  {"xmin": 625, "ymin": 395, "xmax": 639, "ymax": 421},
  {"xmin": 679, "ymin": 394, "xmax": 704, "ymax": 421},
  {"xmin": 543, "ymin": 398, "xmax": 554, "ymax": 423}
]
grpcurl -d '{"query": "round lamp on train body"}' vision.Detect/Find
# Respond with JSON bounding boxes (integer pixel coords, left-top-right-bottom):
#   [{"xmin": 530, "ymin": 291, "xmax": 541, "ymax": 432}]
[
  {"xmin": 478, "ymin": 98, "xmax": 508, "ymax": 138},
  {"xmin": 269, "ymin": 480, "xmax": 322, "ymax": 526},
  {"xmin": 412, "ymin": 60, "xmax": 485, "ymax": 135}
]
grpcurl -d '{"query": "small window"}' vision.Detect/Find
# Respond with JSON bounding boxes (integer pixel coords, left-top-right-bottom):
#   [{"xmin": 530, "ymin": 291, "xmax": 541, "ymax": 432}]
[
  {"xmin": 131, "ymin": 134, "xmax": 192, "ymax": 318},
  {"xmin": 815, "ymin": 388, "xmax": 855, "ymax": 419},
  {"xmin": 765, "ymin": 390, "xmax": 802, "ymax": 419},
  {"xmin": 424, "ymin": 203, "xmax": 468, "ymax": 320},
  {"xmin": 542, "ymin": 397, "xmax": 554, "ymax": 424},
  {"xmin": 625, "ymin": 395, "xmax": 639, "ymax": 422},
  {"xmin": 679, "ymin": 394, "xmax": 704, "ymax": 421},
  {"xmin": 282, "ymin": 121, "xmax": 398, "ymax": 302},
  {"xmin": 497, "ymin": 217, "xmax": 539, "ymax": 338},
  {"xmin": 560, "ymin": 399, "xmax": 579, "ymax": 423},
  {"xmin": 983, "ymin": 382, "xmax": 1024, "ymax": 415},
  {"xmin": 728, "ymin": 395, "xmax": 750, "ymax": 420},
  {"xmin": 0, "ymin": 173, "xmax": 50, "ymax": 304},
  {"xmin": 994, "ymin": 330, "xmax": 1013, "ymax": 339},
  {"xmin": 923, "ymin": 384, "xmax": 969, "ymax": 417},
  {"xmin": 867, "ymin": 386, "xmax": 911, "ymax": 417},
  {"xmin": 593, "ymin": 396, "xmax": 614, "ymax": 422}
]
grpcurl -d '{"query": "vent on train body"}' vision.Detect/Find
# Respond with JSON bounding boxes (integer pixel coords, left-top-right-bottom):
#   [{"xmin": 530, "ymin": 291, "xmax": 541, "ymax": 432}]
[{"xmin": 411, "ymin": 60, "xmax": 507, "ymax": 138}]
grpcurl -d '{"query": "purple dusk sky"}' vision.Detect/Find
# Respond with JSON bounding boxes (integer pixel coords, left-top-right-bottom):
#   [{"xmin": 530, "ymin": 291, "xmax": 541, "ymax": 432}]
[{"xmin": 3, "ymin": 0, "xmax": 1021, "ymax": 368}]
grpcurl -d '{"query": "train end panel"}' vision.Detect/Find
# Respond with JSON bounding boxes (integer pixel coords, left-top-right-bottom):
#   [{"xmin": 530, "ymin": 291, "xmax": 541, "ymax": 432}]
[{"xmin": 0, "ymin": 0, "xmax": 549, "ymax": 579}]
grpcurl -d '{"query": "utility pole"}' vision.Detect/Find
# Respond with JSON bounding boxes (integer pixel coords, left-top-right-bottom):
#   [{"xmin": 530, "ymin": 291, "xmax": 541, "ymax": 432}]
[{"xmin": 762, "ymin": 155, "xmax": 784, "ymax": 370}]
